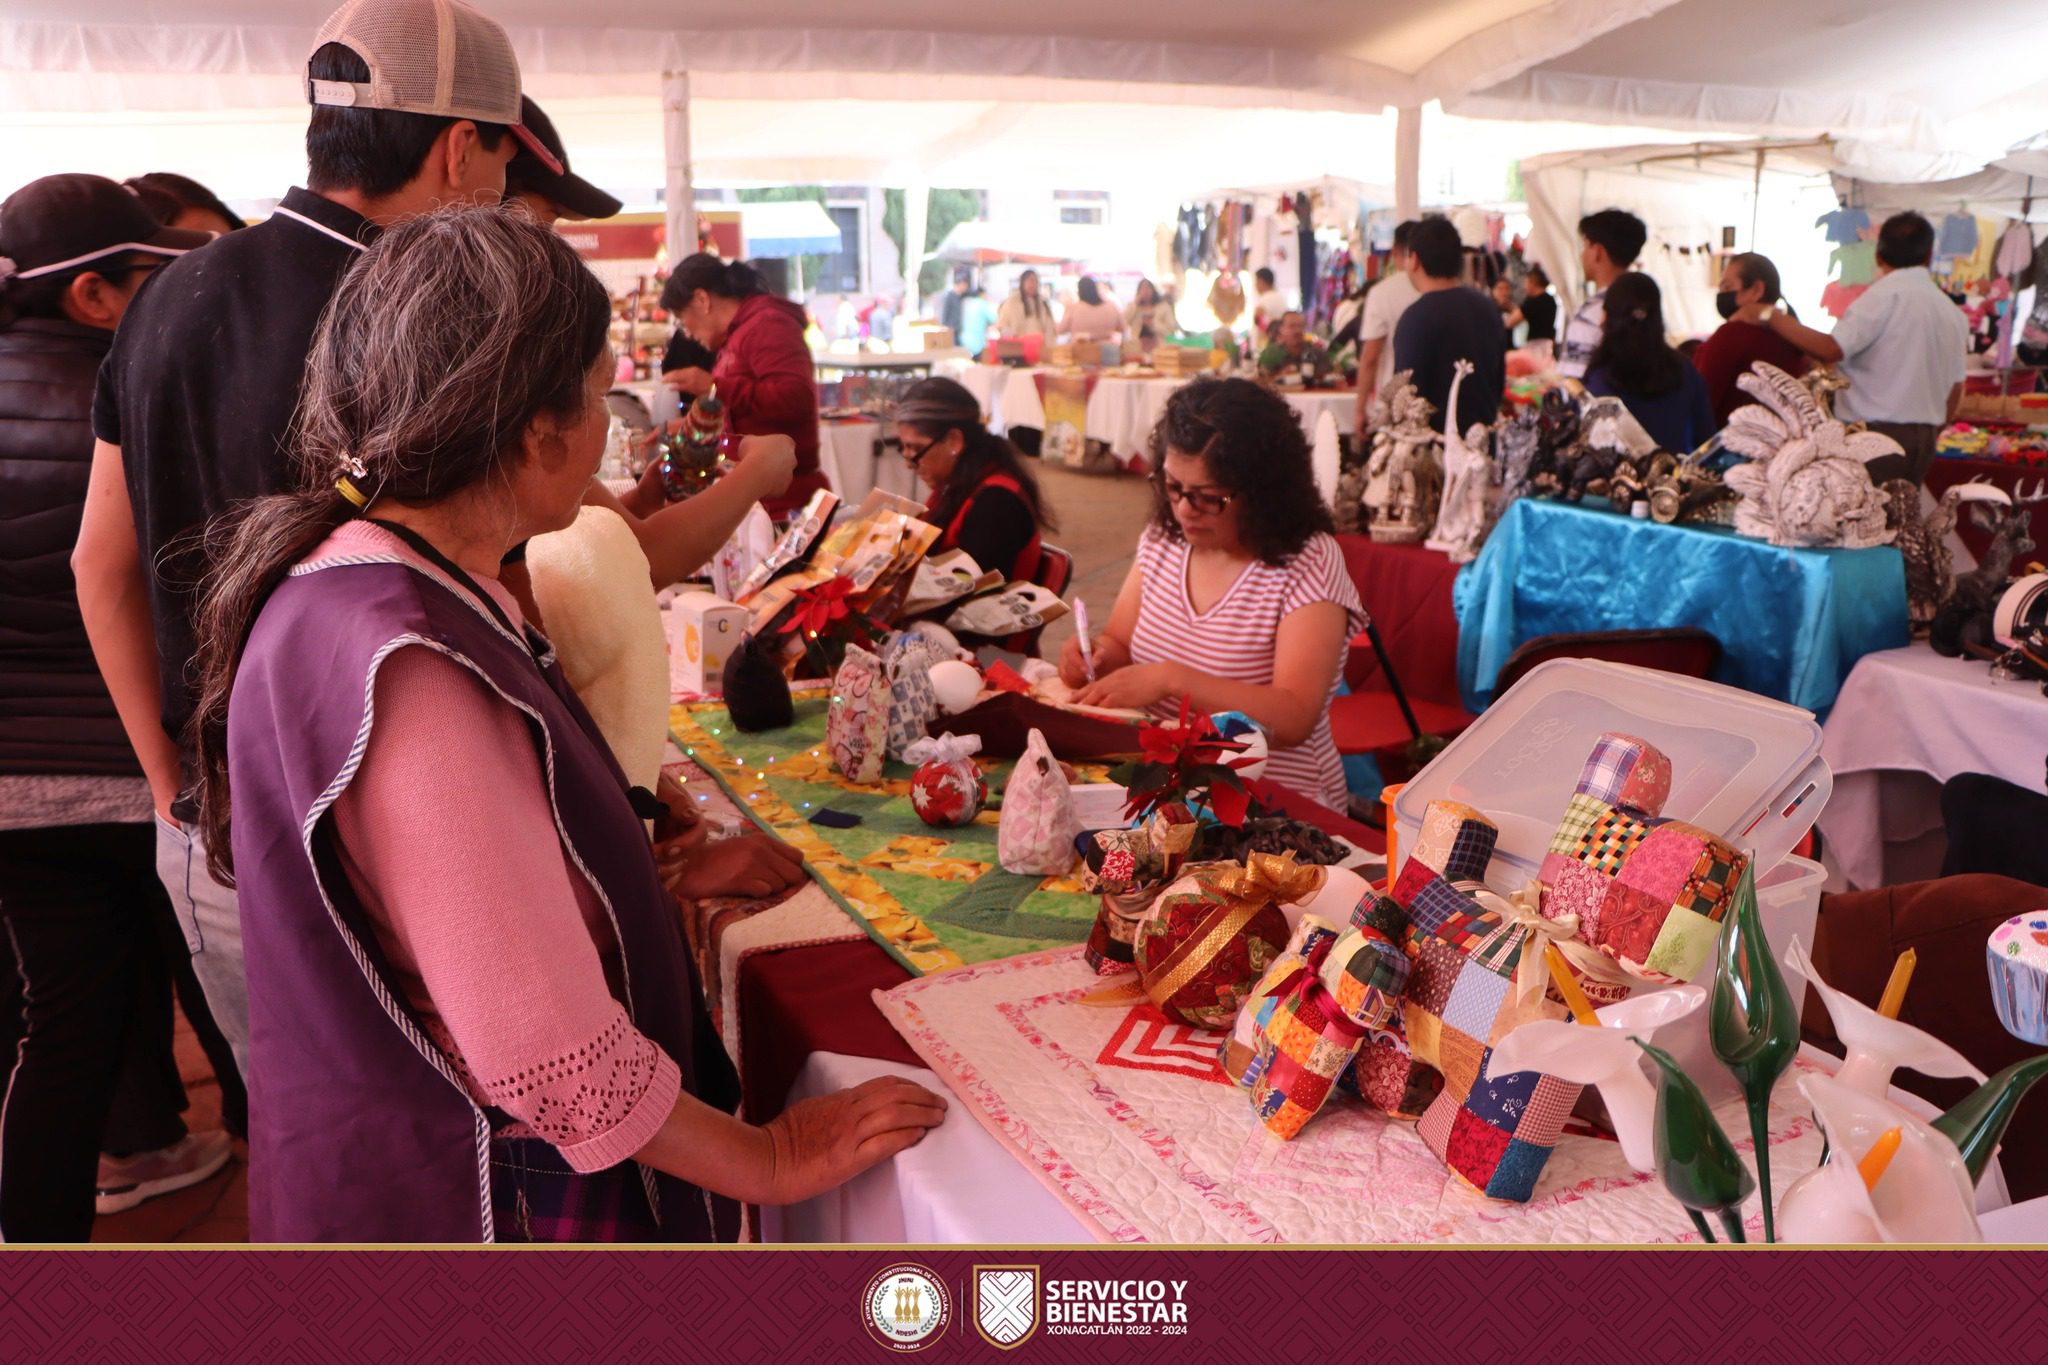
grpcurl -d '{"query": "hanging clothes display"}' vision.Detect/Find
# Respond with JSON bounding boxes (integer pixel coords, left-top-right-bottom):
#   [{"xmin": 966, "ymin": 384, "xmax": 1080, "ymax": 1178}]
[
  {"xmin": 1937, "ymin": 211, "xmax": 1980, "ymax": 259},
  {"xmin": 1295, "ymin": 191, "xmax": 1317, "ymax": 309},
  {"xmin": 1814, "ymin": 206, "xmax": 1870, "ymax": 243}
]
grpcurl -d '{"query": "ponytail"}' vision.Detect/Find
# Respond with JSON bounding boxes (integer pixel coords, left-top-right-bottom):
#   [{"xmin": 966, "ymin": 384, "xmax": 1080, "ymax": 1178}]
[
  {"xmin": 661, "ymin": 251, "xmax": 763, "ymax": 313},
  {"xmin": 190, "ymin": 489, "xmax": 359, "ymax": 885}
]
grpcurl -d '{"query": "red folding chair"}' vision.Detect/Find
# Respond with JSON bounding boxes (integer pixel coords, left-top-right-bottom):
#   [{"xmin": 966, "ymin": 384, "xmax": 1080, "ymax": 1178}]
[{"xmin": 1012, "ymin": 542, "xmax": 1074, "ymax": 656}]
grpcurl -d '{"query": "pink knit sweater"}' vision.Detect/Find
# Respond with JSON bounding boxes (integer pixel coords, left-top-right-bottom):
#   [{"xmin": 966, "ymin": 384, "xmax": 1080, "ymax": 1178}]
[{"xmin": 314, "ymin": 521, "xmax": 679, "ymax": 1172}]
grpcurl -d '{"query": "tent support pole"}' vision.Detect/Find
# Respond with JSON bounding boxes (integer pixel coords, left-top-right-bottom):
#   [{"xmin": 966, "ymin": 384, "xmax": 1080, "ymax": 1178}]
[
  {"xmin": 904, "ymin": 183, "xmax": 930, "ymax": 321},
  {"xmin": 1395, "ymin": 106, "xmax": 1422, "ymax": 220},
  {"xmin": 662, "ymin": 70, "xmax": 694, "ymax": 266}
]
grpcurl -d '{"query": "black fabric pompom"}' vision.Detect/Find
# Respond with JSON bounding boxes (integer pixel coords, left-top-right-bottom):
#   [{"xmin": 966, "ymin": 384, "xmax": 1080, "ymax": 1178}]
[{"xmin": 723, "ymin": 631, "xmax": 794, "ymax": 731}]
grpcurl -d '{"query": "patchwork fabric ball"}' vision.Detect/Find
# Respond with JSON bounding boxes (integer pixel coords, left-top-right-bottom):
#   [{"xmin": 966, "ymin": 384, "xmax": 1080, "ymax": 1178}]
[
  {"xmin": 1135, "ymin": 871, "xmax": 1293, "ymax": 1031},
  {"xmin": 1084, "ymin": 889, "xmax": 1161, "ymax": 977},
  {"xmin": 1537, "ymin": 732, "xmax": 1747, "ymax": 984},
  {"xmin": 910, "ymin": 756, "xmax": 986, "ymax": 827}
]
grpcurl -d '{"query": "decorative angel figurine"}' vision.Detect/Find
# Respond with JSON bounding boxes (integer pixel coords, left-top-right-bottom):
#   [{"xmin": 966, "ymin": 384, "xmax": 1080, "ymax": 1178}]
[
  {"xmin": 1425, "ymin": 359, "xmax": 1497, "ymax": 562},
  {"xmin": 1720, "ymin": 364, "xmax": 1897, "ymax": 549},
  {"xmin": 1361, "ymin": 370, "xmax": 1442, "ymax": 545}
]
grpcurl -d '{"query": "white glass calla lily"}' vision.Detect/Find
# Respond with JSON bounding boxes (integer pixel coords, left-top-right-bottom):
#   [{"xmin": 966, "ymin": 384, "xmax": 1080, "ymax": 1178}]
[
  {"xmin": 1782, "ymin": 937, "xmax": 1987, "ymax": 1098},
  {"xmin": 1775, "ymin": 1071, "xmax": 1982, "ymax": 1244},
  {"xmin": 1484, "ymin": 985, "xmax": 1707, "ymax": 1173}
]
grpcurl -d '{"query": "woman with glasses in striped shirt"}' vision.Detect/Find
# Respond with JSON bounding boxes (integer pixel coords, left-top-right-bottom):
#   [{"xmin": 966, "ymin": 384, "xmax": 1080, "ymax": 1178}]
[{"xmin": 1061, "ymin": 378, "xmax": 1365, "ymax": 810}]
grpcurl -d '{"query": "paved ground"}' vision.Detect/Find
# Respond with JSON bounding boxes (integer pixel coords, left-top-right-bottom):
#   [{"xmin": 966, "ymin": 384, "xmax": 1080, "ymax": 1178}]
[
  {"xmin": 1031, "ymin": 460, "xmax": 1155, "ymax": 663},
  {"xmin": 91, "ymin": 1007, "xmax": 246, "ymax": 1244},
  {"xmin": 89, "ymin": 460, "xmax": 1150, "ymax": 1245}
]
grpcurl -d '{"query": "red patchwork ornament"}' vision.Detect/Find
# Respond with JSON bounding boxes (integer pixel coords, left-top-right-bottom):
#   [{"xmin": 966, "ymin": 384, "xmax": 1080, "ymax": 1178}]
[{"xmin": 910, "ymin": 757, "xmax": 987, "ymax": 827}]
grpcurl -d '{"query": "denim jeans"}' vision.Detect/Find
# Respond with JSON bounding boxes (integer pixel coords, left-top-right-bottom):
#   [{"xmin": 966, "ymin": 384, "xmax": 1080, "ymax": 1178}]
[{"xmin": 153, "ymin": 816, "xmax": 248, "ymax": 1080}]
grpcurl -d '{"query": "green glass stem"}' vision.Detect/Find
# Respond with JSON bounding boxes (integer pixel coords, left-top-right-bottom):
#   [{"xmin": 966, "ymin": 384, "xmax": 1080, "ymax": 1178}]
[
  {"xmin": 1688, "ymin": 1209, "xmax": 1717, "ymax": 1244},
  {"xmin": 1717, "ymin": 1207, "xmax": 1748, "ymax": 1244},
  {"xmin": 1637, "ymin": 1038, "xmax": 1756, "ymax": 1236},
  {"xmin": 1932, "ymin": 1054, "xmax": 2048, "ymax": 1185},
  {"xmin": 1708, "ymin": 862, "xmax": 1798, "ymax": 1245}
]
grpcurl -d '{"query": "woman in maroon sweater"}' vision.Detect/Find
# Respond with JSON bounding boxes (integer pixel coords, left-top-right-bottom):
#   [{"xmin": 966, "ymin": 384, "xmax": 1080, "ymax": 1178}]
[
  {"xmin": 662, "ymin": 255, "xmax": 825, "ymax": 517},
  {"xmin": 1692, "ymin": 252, "xmax": 1810, "ymax": 424}
]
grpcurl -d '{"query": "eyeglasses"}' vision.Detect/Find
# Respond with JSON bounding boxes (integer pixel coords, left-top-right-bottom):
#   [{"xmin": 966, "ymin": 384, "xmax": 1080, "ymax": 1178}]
[
  {"xmin": 1163, "ymin": 479, "xmax": 1233, "ymax": 516},
  {"xmin": 901, "ymin": 438, "xmax": 941, "ymax": 468}
]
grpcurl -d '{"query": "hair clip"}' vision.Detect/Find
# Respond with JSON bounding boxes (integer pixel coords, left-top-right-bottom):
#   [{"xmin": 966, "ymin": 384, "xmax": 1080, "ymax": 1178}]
[{"xmin": 335, "ymin": 476, "xmax": 369, "ymax": 509}]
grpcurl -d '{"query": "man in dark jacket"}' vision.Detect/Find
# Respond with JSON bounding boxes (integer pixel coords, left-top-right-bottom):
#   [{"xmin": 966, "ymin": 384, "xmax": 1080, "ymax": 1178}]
[{"xmin": 0, "ymin": 174, "xmax": 233, "ymax": 1240}]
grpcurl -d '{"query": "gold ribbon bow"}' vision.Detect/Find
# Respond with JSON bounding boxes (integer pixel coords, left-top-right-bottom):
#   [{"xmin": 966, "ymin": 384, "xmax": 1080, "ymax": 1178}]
[
  {"xmin": 1457, "ymin": 879, "xmax": 1647, "ymax": 1016},
  {"xmin": 1081, "ymin": 854, "xmax": 1321, "ymax": 1010},
  {"xmin": 1206, "ymin": 851, "xmax": 1327, "ymax": 910}
]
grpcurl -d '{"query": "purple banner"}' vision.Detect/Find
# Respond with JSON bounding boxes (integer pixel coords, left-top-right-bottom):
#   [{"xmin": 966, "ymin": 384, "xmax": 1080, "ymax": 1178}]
[{"xmin": 0, "ymin": 1249, "xmax": 2039, "ymax": 1359}]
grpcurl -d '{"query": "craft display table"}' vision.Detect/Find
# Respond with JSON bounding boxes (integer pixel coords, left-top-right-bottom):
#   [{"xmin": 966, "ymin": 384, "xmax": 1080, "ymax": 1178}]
[
  {"xmin": 1456, "ymin": 498, "xmax": 1910, "ymax": 714},
  {"xmin": 764, "ymin": 975, "xmax": 2013, "ymax": 1244},
  {"xmin": 1817, "ymin": 641, "xmax": 2048, "ymax": 889}
]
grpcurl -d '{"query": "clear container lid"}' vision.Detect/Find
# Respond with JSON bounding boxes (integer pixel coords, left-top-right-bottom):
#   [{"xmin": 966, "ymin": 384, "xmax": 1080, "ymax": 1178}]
[{"xmin": 1392, "ymin": 658, "xmax": 1829, "ymax": 882}]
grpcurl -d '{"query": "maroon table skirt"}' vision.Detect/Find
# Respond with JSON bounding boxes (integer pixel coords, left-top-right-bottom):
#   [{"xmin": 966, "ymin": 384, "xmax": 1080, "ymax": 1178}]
[
  {"xmin": 737, "ymin": 779, "xmax": 1386, "ymax": 1119},
  {"xmin": 1334, "ymin": 534, "xmax": 1464, "ymax": 708}
]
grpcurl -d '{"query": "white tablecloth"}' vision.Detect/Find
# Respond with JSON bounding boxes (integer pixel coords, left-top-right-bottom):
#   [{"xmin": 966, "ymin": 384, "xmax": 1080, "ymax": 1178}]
[
  {"xmin": 759, "ymin": 1054, "xmax": 1086, "ymax": 1244},
  {"xmin": 1817, "ymin": 641, "xmax": 2048, "ymax": 890},
  {"xmin": 939, "ymin": 362, "xmax": 1043, "ymax": 436},
  {"xmin": 760, "ymin": 1047, "xmax": 2009, "ymax": 1244},
  {"xmin": 1283, "ymin": 389, "xmax": 1358, "ymax": 439}
]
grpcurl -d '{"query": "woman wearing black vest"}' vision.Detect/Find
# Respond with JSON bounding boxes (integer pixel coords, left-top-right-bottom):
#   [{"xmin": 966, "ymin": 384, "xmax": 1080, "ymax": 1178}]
[{"xmin": 0, "ymin": 174, "xmax": 233, "ymax": 1240}]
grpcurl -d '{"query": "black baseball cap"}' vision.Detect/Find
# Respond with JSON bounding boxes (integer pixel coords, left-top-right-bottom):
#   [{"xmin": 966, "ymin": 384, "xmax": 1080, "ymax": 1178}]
[
  {"xmin": 0, "ymin": 174, "xmax": 214, "ymax": 284},
  {"xmin": 506, "ymin": 97, "xmax": 622, "ymax": 222}
]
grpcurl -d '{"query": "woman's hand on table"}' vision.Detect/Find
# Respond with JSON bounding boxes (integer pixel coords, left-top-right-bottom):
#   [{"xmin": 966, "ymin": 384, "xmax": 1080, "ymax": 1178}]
[
  {"xmin": 1058, "ymin": 631, "xmax": 1129, "ymax": 689},
  {"xmin": 1073, "ymin": 661, "xmax": 1182, "ymax": 711},
  {"xmin": 661, "ymin": 831, "xmax": 806, "ymax": 902},
  {"xmin": 758, "ymin": 1076, "xmax": 948, "ymax": 1204},
  {"xmin": 663, "ymin": 366, "xmax": 715, "ymax": 397}
]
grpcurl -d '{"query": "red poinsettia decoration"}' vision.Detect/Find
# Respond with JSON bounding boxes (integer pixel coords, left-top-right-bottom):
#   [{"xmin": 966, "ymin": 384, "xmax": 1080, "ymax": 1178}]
[
  {"xmin": 776, "ymin": 573, "xmax": 884, "ymax": 677},
  {"xmin": 780, "ymin": 573, "xmax": 857, "ymax": 638},
  {"xmin": 1110, "ymin": 694, "xmax": 1262, "ymax": 828}
]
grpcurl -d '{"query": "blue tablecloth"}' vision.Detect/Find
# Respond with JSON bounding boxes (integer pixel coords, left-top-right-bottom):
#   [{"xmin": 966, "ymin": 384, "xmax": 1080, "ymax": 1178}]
[{"xmin": 1455, "ymin": 498, "xmax": 1908, "ymax": 714}]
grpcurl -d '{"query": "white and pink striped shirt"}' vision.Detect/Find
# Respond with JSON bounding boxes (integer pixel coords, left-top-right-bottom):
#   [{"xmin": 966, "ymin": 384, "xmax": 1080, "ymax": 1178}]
[{"xmin": 1126, "ymin": 525, "xmax": 1366, "ymax": 811}]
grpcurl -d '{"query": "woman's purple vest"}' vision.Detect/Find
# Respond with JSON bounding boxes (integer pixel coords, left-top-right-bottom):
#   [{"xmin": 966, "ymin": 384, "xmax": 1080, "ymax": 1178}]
[{"xmin": 229, "ymin": 550, "xmax": 739, "ymax": 1242}]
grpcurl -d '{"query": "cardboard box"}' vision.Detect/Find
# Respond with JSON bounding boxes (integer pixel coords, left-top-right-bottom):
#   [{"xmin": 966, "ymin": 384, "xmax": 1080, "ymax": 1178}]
[
  {"xmin": 671, "ymin": 591, "xmax": 751, "ymax": 695},
  {"xmin": 921, "ymin": 327, "xmax": 956, "ymax": 351}
]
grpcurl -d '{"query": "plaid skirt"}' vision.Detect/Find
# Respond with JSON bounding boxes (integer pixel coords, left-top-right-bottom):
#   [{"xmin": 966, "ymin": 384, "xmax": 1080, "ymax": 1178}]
[{"xmin": 489, "ymin": 1137, "xmax": 662, "ymax": 1243}]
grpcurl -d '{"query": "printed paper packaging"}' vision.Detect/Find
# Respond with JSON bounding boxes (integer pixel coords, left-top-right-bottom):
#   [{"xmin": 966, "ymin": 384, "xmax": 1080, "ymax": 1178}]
[{"xmin": 825, "ymin": 644, "xmax": 888, "ymax": 784}]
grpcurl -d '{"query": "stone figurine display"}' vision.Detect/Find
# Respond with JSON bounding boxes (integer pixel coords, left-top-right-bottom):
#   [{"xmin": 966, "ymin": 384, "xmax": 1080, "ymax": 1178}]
[
  {"xmin": 1887, "ymin": 478, "xmax": 2018, "ymax": 635},
  {"xmin": 1425, "ymin": 359, "xmax": 1498, "ymax": 563},
  {"xmin": 1929, "ymin": 480, "xmax": 2045, "ymax": 656},
  {"xmin": 1720, "ymin": 364, "xmax": 1897, "ymax": 549},
  {"xmin": 1360, "ymin": 370, "xmax": 1443, "ymax": 544}
]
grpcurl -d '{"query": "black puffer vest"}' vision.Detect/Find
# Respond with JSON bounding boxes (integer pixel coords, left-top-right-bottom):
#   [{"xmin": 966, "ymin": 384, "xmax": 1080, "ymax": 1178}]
[{"xmin": 0, "ymin": 316, "xmax": 137, "ymax": 777}]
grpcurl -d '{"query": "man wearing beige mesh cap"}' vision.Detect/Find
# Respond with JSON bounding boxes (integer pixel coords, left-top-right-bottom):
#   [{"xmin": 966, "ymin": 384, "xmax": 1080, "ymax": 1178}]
[{"xmin": 74, "ymin": 0, "xmax": 560, "ymax": 1115}]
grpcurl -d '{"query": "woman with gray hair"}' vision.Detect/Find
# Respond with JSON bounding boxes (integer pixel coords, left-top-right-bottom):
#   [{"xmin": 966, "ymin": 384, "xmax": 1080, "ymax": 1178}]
[
  {"xmin": 189, "ymin": 209, "xmax": 944, "ymax": 1242},
  {"xmin": 1693, "ymin": 250, "xmax": 1810, "ymax": 424}
]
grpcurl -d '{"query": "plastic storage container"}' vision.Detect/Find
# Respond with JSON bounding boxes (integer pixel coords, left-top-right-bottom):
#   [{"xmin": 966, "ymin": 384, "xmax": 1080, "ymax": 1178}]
[
  {"xmin": 1392, "ymin": 659, "xmax": 1830, "ymax": 971},
  {"xmin": 1392, "ymin": 658, "xmax": 1832, "ymax": 1102}
]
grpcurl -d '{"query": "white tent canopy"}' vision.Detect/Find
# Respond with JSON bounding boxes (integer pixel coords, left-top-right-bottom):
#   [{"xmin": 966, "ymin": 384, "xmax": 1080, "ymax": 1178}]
[
  {"xmin": 1, "ymin": 0, "xmax": 1672, "ymax": 115},
  {"xmin": 1451, "ymin": 0, "xmax": 2048, "ymax": 169}
]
